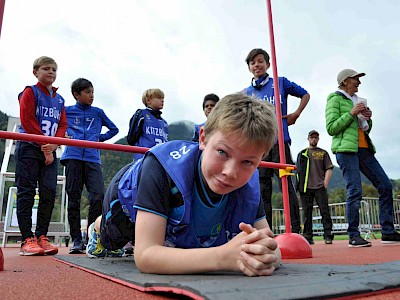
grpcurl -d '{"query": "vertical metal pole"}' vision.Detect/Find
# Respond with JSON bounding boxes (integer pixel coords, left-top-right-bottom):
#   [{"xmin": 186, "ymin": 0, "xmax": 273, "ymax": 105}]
[
  {"xmin": 265, "ymin": 0, "xmax": 292, "ymax": 234},
  {"xmin": 0, "ymin": 0, "xmax": 6, "ymax": 40}
]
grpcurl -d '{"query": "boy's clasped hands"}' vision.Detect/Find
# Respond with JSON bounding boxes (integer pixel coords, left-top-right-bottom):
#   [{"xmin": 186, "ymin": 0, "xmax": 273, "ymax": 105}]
[
  {"xmin": 41, "ymin": 143, "xmax": 59, "ymax": 165},
  {"xmin": 225, "ymin": 222, "xmax": 279, "ymax": 277}
]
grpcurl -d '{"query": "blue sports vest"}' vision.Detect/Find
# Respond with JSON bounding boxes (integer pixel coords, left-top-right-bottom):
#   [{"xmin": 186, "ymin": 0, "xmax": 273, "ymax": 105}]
[
  {"xmin": 243, "ymin": 77, "xmax": 291, "ymax": 142},
  {"xmin": 18, "ymin": 85, "xmax": 65, "ymax": 137},
  {"xmin": 118, "ymin": 140, "xmax": 261, "ymax": 249},
  {"xmin": 133, "ymin": 110, "xmax": 168, "ymax": 160}
]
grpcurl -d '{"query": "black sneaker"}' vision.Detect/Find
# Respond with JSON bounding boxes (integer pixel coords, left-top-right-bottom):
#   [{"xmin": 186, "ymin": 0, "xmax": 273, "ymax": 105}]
[
  {"xmin": 69, "ymin": 238, "xmax": 85, "ymax": 254},
  {"xmin": 123, "ymin": 241, "xmax": 134, "ymax": 256},
  {"xmin": 324, "ymin": 234, "xmax": 334, "ymax": 244},
  {"xmin": 381, "ymin": 231, "xmax": 400, "ymax": 244},
  {"xmin": 349, "ymin": 236, "xmax": 371, "ymax": 248}
]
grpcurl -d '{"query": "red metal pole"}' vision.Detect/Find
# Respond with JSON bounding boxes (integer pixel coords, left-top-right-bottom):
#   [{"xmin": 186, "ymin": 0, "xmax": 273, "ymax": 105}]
[
  {"xmin": 0, "ymin": 0, "xmax": 5, "ymax": 40},
  {"xmin": 265, "ymin": 0, "xmax": 291, "ymax": 234},
  {"xmin": 0, "ymin": 131, "xmax": 149, "ymax": 154},
  {"xmin": 265, "ymin": 0, "xmax": 312, "ymax": 259},
  {"xmin": 0, "ymin": 130, "xmax": 295, "ymax": 170},
  {"xmin": 0, "ymin": 0, "xmax": 6, "ymax": 271}
]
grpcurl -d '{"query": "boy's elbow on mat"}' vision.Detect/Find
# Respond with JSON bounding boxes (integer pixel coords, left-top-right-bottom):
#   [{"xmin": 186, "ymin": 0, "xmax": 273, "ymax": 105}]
[{"xmin": 134, "ymin": 252, "xmax": 156, "ymax": 274}]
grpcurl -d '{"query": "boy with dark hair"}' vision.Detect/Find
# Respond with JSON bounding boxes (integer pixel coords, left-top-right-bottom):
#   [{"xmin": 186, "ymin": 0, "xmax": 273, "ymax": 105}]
[
  {"xmin": 127, "ymin": 88, "xmax": 168, "ymax": 161},
  {"xmin": 192, "ymin": 93, "xmax": 219, "ymax": 142},
  {"xmin": 16, "ymin": 56, "xmax": 67, "ymax": 256},
  {"xmin": 242, "ymin": 48, "xmax": 310, "ymax": 235},
  {"xmin": 86, "ymin": 93, "xmax": 281, "ymax": 276},
  {"xmin": 61, "ymin": 78, "xmax": 119, "ymax": 254}
]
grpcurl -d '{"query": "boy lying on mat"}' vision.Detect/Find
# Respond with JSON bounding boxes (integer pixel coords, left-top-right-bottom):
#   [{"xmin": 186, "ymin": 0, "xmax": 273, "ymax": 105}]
[{"xmin": 86, "ymin": 93, "xmax": 281, "ymax": 276}]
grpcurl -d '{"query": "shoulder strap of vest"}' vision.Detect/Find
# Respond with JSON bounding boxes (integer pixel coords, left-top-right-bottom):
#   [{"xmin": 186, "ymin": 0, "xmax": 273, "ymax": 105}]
[
  {"xmin": 18, "ymin": 85, "xmax": 39, "ymax": 105},
  {"xmin": 118, "ymin": 159, "xmax": 144, "ymax": 222},
  {"xmin": 127, "ymin": 109, "xmax": 144, "ymax": 145}
]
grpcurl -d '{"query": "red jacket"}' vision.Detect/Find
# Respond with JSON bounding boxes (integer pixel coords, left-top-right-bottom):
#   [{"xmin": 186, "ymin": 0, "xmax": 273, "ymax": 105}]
[{"xmin": 19, "ymin": 82, "xmax": 67, "ymax": 141}]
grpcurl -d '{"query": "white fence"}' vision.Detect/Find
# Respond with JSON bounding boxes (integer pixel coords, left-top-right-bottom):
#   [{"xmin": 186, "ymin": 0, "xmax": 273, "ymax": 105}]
[{"xmin": 273, "ymin": 198, "xmax": 400, "ymax": 236}]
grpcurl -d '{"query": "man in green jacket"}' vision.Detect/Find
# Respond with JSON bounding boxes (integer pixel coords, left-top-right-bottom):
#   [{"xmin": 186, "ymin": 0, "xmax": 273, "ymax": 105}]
[{"xmin": 325, "ymin": 69, "xmax": 400, "ymax": 247}]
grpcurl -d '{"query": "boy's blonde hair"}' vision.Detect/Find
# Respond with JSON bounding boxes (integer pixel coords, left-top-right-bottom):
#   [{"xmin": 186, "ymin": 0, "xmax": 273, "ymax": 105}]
[
  {"xmin": 204, "ymin": 93, "xmax": 277, "ymax": 154},
  {"xmin": 33, "ymin": 56, "xmax": 58, "ymax": 70},
  {"xmin": 142, "ymin": 88, "xmax": 165, "ymax": 106}
]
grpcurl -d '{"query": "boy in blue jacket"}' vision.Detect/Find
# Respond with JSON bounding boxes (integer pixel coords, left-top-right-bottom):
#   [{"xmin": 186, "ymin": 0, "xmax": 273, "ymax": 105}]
[
  {"xmin": 61, "ymin": 78, "xmax": 119, "ymax": 254},
  {"xmin": 86, "ymin": 93, "xmax": 281, "ymax": 276}
]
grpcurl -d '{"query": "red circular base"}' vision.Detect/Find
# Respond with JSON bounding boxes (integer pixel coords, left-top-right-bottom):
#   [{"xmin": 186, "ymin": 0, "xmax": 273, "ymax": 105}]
[
  {"xmin": 275, "ymin": 233, "xmax": 313, "ymax": 259},
  {"xmin": 0, "ymin": 247, "xmax": 4, "ymax": 271}
]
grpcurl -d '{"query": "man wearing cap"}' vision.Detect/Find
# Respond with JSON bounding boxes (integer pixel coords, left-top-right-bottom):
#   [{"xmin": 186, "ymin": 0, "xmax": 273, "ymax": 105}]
[
  {"xmin": 325, "ymin": 69, "xmax": 400, "ymax": 247},
  {"xmin": 296, "ymin": 130, "xmax": 334, "ymax": 245}
]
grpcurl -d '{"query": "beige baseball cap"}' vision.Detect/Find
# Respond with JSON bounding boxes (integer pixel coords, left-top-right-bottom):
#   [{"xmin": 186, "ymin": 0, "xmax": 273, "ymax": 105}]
[{"xmin": 337, "ymin": 69, "xmax": 366, "ymax": 85}]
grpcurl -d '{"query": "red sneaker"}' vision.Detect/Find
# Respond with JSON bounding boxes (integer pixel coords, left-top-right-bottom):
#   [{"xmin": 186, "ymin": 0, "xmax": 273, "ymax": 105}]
[
  {"xmin": 37, "ymin": 235, "xmax": 58, "ymax": 255},
  {"xmin": 20, "ymin": 237, "xmax": 45, "ymax": 256}
]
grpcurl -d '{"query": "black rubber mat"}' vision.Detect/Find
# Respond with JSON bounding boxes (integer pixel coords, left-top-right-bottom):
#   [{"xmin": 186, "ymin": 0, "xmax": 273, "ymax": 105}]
[{"xmin": 54, "ymin": 256, "xmax": 400, "ymax": 300}]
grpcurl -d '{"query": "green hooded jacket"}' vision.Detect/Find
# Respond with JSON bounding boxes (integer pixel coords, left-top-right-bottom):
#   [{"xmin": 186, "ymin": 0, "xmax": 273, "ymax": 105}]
[{"xmin": 325, "ymin": 91, "xmax": 375, "ymax": 154}]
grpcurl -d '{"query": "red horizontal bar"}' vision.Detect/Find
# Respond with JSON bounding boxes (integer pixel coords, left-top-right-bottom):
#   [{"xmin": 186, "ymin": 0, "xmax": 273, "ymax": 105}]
[{"xmin": 0, "ymin": 130, "xmax": 296, "ymax": 170}]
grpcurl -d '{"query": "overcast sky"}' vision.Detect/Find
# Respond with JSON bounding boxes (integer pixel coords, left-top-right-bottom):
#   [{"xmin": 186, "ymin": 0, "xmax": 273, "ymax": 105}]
[{"xmin": 1, "ymin": 0, "xmax": 399, "ymax": 179}]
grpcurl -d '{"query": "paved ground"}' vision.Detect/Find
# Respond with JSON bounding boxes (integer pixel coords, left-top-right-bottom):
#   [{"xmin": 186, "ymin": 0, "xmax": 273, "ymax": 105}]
[{"xmin": 0, "ymin": 239, "xmax": 399, "ymax": 299}]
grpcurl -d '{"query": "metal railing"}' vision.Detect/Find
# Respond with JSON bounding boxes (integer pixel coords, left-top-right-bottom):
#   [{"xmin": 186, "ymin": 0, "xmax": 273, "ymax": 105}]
[{"xmin": 273, "ymin": 198, "xmax": 400, "ymax": 237}]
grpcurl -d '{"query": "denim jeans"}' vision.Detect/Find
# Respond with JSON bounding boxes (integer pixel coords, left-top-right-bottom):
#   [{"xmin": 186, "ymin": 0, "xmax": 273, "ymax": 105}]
[{"xmin": 336, "ymin": 148, "xmax": 394, "ymax": 238}]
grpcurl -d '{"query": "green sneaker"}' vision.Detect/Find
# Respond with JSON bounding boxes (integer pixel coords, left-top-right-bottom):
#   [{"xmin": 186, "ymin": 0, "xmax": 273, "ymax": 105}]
[
  {"xmin": 86, "ymin": 223, "xmax": 106, "ymax": 258},
  {"xmin": 108, "ymin": 248, "xmax": 124, "ymax": 257}
]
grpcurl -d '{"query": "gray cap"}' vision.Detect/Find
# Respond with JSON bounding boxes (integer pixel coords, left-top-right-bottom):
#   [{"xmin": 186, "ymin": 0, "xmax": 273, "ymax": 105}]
[
  {"xmin": 337, "ymin": 69, "xmax": 366, "ymax": 85},
  {"xmin": 308, "ymin": 130, "xmax": 319, "ymax": 137}
]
